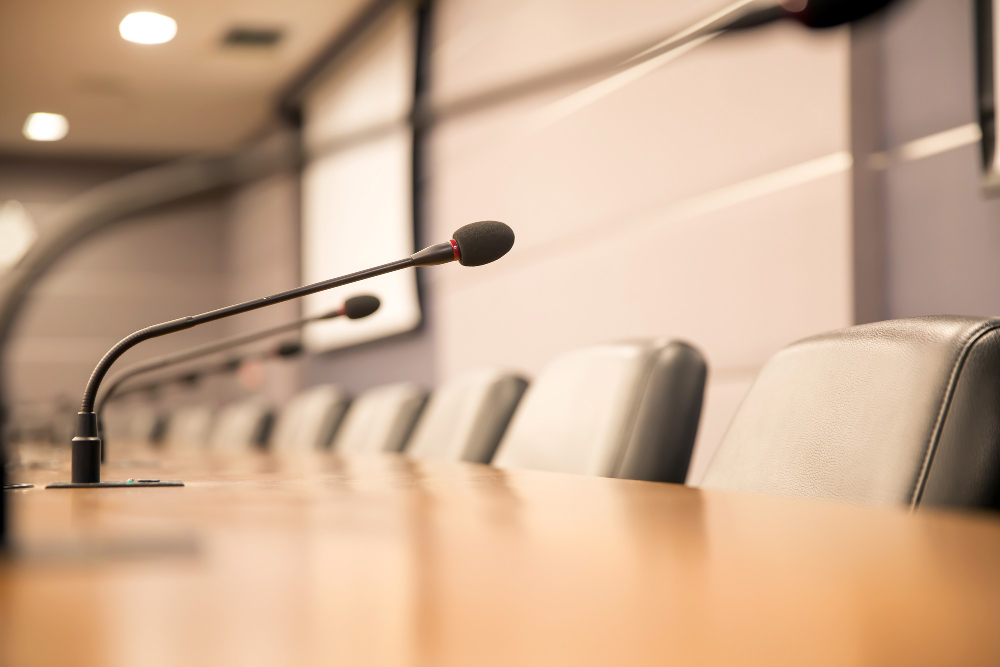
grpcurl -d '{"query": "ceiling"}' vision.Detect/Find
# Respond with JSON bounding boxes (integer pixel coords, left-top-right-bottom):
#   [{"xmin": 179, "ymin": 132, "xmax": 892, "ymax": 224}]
[{"xmin": 0, "ymin": 0, "xmax": 370, "ymax": 159}]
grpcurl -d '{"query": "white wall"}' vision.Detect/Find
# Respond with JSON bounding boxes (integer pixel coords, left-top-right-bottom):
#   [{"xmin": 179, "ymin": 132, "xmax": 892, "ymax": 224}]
[
  {"xmin": 425, "ymin": 0, "xmax": 855, "ymax": 481},
  {"xmin": 300, "ymin": 7, "xmax": 422, "ymax": 353}
]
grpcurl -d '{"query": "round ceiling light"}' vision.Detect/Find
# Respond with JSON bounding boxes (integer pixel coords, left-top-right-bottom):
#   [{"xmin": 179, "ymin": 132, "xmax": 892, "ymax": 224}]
[
  {"xmin": 23, "ymin": 113, "xmax": 69, "ymax": 142},
  {"xmin": 119, "ymin": 12, "xmax": 177, "ymax": 44}
]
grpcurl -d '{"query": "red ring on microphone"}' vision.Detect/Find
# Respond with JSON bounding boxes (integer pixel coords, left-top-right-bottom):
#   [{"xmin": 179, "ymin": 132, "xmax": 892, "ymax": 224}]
[{"xmin": 450, "ymin": 239, "xmax": 461, "ymax": 262}]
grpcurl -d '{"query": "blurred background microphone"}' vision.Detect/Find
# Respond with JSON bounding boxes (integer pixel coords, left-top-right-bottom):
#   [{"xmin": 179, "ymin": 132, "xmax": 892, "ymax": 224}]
[
  {"xmin": 722, "ymin": 0, "xmax": 904, "ymax": 31},
  {"xmin": 110, "ymin": 339, "xmax": 305, "ymax": 412},
  {"xmin": 622, "ymin": 0, "xmax": 906, "ymax": 70},
  {"xmin": 96, "ymin": 294, "xmax": 381, "ymax": 456}
]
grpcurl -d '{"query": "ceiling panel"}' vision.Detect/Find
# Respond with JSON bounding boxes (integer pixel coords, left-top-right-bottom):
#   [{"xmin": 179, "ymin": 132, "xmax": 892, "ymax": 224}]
[{"xmin": 0, "ymin": 0, "xmax": 370, "ymax": 158}]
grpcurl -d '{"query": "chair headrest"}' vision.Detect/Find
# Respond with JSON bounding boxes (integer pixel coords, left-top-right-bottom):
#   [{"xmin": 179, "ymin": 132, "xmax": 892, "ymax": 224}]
[
  {"xmin": 702, "ymin": 316, "xmax": 1000, "ymax": 509},
  {"xmin": 493, "ymin": 339, "xmax": 705, "ymax": 480}
]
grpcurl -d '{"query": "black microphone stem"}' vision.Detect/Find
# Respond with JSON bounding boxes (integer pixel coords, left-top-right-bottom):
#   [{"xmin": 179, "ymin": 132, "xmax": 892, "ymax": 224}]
[
  {"xmin": 113, "ymin": 344, "xmax": 288, "ymax": 403},
  {"xmin": 80, "ymin": 257, "xmax": 411, "ymax": 415},
  {"xmin": 62, "ymin": 256, "xmax": 413, "ymax": 486}
]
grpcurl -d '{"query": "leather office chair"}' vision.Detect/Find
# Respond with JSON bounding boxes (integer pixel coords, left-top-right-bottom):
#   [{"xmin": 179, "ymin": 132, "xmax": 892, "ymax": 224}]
[
  {"xmin": 163, "ymin": 405, "xmax": 215, "ymax": 450},
  {"xmin": 491, "ymin": 339, "xmax": 707, "ymax": 482},
  {"xmin": 208, "ymin": 399, "xmax": 273, "ymax": 452},
  {"xmin": 700, "ymin": 316, "xmax": 1000, "ymax": 510},
  {"xmin": 331, "ymin": 382, "xmax": 427, "ymax": 455},
  {"xmin": 270, "ymin": 385, "xmax": 350, "ymax": 452},
  {"xmin": 406, "ymin": 370, "xmax": 529, "ymax": 463}
]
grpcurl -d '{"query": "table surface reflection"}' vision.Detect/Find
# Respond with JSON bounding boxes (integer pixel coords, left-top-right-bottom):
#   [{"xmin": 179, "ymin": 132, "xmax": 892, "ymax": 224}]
[{"xmin": 3, "ymin": 447, "xmax": 1000, "ymax": 666}]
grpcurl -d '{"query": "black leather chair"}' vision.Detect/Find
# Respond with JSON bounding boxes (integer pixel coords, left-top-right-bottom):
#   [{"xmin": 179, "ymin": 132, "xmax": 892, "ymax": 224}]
[
  {"xmin": 491, "ymin": 339, "xmax": 707, "ymax": 483},
  {"xmin": 701, "ymin": 316, "xmax": 1000, "ymax": 510}
]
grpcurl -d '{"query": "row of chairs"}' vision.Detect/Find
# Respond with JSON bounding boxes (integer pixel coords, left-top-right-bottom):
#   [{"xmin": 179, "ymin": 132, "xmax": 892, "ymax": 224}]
[
  {"xmin": 117, "ymin": 338, "xmax": 707, "ymax": 485},
  {"xmin": 115, "ymin": 315, "xmax": 1000, "ymax": 512}
]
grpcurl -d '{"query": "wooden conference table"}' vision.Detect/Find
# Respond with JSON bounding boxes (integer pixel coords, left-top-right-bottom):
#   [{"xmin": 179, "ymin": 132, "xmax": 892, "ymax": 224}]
[{"xmin": 2, "ymin": 447, "xmax": 1000, "ymax": 666}]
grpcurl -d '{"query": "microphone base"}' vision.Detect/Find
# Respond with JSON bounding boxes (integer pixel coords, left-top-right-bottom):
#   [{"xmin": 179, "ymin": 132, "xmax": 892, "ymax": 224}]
[{"xmin": 46, "ymin": 479, "xmax": 184, "ymax": 489}]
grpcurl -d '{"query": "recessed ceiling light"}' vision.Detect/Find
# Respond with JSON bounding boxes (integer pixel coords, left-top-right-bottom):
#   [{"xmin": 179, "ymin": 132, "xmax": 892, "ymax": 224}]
[
  {"xmin": 22, "ymin": 113, "xmax": 69, "ymax": 142},
  {"xmin": 119, "ymin": 12, "xmax": 177, "ymax": 44}
]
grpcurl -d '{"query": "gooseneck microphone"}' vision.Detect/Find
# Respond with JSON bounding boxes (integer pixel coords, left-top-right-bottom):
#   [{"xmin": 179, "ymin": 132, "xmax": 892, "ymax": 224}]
[
  {"xmin": 112, "ymin": 339, "xmax": 304, "ymax": 404},
  {"xmin": 625, "ymin": 0, "xmax": 904, "ymax": 71},
  {"xmin": 721, "ymin": 0, "xmax": 903, "ymax": 32},
  {"xmin": 95, "ymin": 295, "xmax": 380, "ymax": 456},
  {"xmin": 47, "ymin": 220, "xmax": 514, "ymax": 488}
]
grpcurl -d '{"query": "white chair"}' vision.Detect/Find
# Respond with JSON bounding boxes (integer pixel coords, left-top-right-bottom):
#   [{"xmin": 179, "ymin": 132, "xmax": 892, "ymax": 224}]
[
  {"xmin": 492, "ymin": 339, "xmax": 706, "ymax": 482},
  {"xmin": 406, "ymin": 370, "xmax": 528, "ymax": 463},
  {"xmin": 163, "ymin": 405, "xmax": 215, "ymax": 450},
  {"xmin": 208, "ymin": 399, "xmax": 273, "ymax": 452},
  {"xmin": 270, "ymin": 385, "xmax": 351, "ymax": 453},
  {"xmin": 331, "ymin": 383, "xmax": 427, "ymax": 455}
]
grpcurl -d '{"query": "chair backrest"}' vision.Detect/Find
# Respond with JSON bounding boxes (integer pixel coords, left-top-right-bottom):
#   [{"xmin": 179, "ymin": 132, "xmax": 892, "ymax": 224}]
[
  {"xmin": 270, "ymin": 385, "xmax": 351, "ymax": 453},
  {"xmin": 124, "ymin": 405, "xmax": 164, "ymax": 444},
  {"xmin": 492, "ymin": 339, "xmax": 706, "ymax": 481},
  {"xmin": 700, "ymin": 316, "xmax": 1000, "ymax": 510},
  {"xmin": 331, "ymin": 383, "xmax": 427, "ymax": 455},
  {"xmin": 164, "ymin": 405, "xmax": 215, "ymax": 450},
  {"xmin": 406, "ymin": 370, "xmax": 529, "ymax": 464},
  {"xmin": 208, "ymin": 399, "xmax": 273, "ymax": 452}
]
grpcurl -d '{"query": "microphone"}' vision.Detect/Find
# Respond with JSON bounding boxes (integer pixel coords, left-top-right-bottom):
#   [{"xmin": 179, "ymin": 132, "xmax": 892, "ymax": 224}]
[
  {"xmin": 48, "ymin": 220, "xmax": 514, "ymax": 488},
  {"xmin": 342, "ymin": 295, "xmax": 381, "ymax": 319},
  {"xmin": 94, "ymin": 295, "xmax": 380, "ymax": 456},
  {"xmin": 721, "ymin": 0, "xmax": 903, "ymax": 31},
  {"xmin": 113, "ymin": 339, "xmax": 303, "ymax": 404},
  {"xmin": 272, "ymin": 341, "xmax": 304, "ymax": 358}
]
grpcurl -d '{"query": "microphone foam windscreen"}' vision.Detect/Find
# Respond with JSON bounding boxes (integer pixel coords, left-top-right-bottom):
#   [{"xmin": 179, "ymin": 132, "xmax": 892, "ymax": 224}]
[
  {"xmin": 452, "ymin": 221, "xmax": 515, "ymax": 267},
  {"xmin": 344, "ymin": 295, "xmax": 381, "ymax": 319},
  {"xmin": 276, "ymin": 341, "xmax": 303, "ymax": 358}
]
